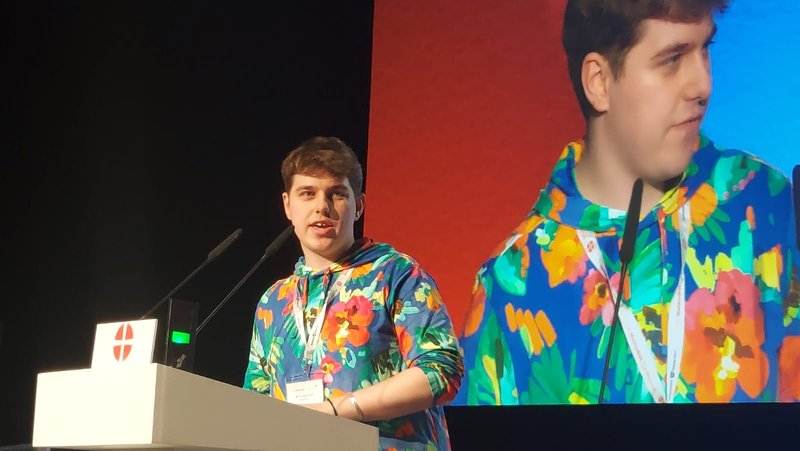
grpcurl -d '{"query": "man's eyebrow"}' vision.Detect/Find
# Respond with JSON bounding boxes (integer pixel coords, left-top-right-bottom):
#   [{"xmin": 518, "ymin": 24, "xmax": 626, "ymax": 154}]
[
  {"xmin": 652, "ymin": 42, "xmax": 690, "ymax": 60},
  {"xmin": 294, "ymin": 184, "xmax": 349, "ymax": 192},
  {"xmin": 651, "ymin": 23, "xmax": 717, "ymax": 60}
]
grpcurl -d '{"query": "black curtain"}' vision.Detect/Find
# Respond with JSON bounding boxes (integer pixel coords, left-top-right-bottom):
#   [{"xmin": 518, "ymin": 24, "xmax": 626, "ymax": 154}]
[{"xmin": 0, "ymin": 1, "xmax": 373, "ymax": 444}]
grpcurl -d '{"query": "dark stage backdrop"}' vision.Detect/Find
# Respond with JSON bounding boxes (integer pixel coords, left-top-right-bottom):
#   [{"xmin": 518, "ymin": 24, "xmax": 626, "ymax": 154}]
[{"xmin": 0, "ymin": 2, "xmax": 373, "ymax": 444}]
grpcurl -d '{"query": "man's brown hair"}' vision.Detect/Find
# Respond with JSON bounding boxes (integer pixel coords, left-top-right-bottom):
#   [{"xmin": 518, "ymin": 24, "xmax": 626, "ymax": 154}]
[
  {"xmin": 281, "ymin": 136, "xmax": 364, "ymax": 194},
  {"xmin": 562, "ymin": 0, "xmax": 729, "ymax": 119}
]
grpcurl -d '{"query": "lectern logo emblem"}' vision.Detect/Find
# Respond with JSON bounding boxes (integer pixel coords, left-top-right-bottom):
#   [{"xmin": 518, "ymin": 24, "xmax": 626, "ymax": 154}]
[{"xmin": 113, "ymin": 322, "xmax": 134, "ymax": 361}]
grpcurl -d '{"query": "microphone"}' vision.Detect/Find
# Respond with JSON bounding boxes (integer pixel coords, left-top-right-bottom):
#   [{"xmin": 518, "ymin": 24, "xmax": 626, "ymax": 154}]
[
  {"xmin": 598, "ymin": 178, "xmax": 644, "ymax": 404},
  {"xmin": 208, "ymin": 228, "xmax": 244, "ymax": 261},
  {"xmin": 195, "ymin": 224, "xmax": 294, "ymax": 334},
  {"xmin": 140, "ymin": 228, "xmax": 243, "ymax": 320},
  {"xmin": 793, "ymin": 165, "xmax": 799, "ymax": 252}
]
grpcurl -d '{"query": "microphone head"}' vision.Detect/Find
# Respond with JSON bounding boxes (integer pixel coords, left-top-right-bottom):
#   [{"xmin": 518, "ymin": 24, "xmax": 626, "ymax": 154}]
[
  {"xmin": 619, "ymin": 178, "xmax": 644, "ymax": 264},
  {"xmin": 207, "ymin": 228, "xmax": 244, "ymax": 261},
  {"xmin": 263, "ymin": 224, "xmax": 295, "ymax": 257}
]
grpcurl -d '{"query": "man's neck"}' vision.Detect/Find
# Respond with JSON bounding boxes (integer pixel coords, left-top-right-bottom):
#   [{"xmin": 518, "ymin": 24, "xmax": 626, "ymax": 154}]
[
  {"xmin": 303, "ymin": 254, "xmax": 338, "ymax": 272},
  {"xmin": 574, "ymin": 136, "xmax": 667, "ymax": 214},
  {"xmin": 302, "ymin": 239, "xmax": 358, "ymax": 272}
]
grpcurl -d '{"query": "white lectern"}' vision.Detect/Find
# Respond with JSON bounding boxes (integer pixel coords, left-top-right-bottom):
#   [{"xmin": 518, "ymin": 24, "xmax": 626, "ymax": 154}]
[{"xmin": 32, "ymin": 363, "xmax": 378, "ymax": 451}]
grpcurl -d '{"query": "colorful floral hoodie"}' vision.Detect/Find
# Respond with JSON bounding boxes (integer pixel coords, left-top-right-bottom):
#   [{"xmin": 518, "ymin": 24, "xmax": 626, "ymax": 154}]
[
  {"xmin": 244, "ymin": 239, "xmax": 463, "ymax": 450},
  {"xmin": 456, "ymin": 136, "xmax": 800, "ymax": 405}
]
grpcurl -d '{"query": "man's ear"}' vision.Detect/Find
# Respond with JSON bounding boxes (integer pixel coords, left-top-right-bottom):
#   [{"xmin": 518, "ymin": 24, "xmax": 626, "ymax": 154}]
[
  {"xmin": 354, "ymin": 193, "xmax": 366, "ymax": 221},
  {"xmin": 282, "ymin": 192, "xmax": 292, "ymax": 221},
  {"xmin": 582, "ymin": 51, "xmax": 612, "ymax": 114}
]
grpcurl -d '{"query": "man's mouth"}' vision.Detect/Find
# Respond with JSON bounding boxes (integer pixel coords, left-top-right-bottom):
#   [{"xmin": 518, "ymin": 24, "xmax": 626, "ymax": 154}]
[
  {"xmin": 678, "ymin": 114, "xmax": 704, "ymax": 127},
  {"xmin": 310, "ymin": 221, "xmax": 334, "ymax": 229}
]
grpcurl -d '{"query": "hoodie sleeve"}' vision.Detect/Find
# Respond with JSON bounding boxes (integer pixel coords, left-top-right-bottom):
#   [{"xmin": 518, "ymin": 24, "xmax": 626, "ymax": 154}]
[
  {"xmin": 244, "ymin": 320, "xmax": 270, "ymax": 393},
  {"xmin": 742, "ymin": 164, "xmax": 800, "ymax": 402},
  {"xmin": 777, "ymin": 179, "xmax": 800, "ymax": 402},
  {"xmin": 390, "ymin": 262, "xmax": 464, "ymax": 405},
  {"xmin": 453, "ymin": 264, "xmax": 519, "ymax": 406},
  {"xmin": 243, "ymin": 285, "xmax": 281, "ymax": 396}
]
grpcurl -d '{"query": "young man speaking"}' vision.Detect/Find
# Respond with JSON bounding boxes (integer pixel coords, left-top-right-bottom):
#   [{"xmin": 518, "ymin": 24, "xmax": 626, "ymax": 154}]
[
  {"xmin": 244, "ymin": 137, "xmax": 464, "ymax": 449},
  {"xmin": 457, "ymin": 0, "xmax": 799, "ymax": 404}
]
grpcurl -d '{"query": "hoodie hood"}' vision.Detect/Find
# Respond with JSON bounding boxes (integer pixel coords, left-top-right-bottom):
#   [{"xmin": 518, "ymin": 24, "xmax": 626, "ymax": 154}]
[
  {"xmin": 289, "ymin": 238, "xmax": 391, "ymax": 315},
  {"xmin": 531, "ymin": 134, "xmax": 723, "ymax": 233},
  {"xmin": 293, "ymin": 238, "xmax": 389, "ymax": 277}
]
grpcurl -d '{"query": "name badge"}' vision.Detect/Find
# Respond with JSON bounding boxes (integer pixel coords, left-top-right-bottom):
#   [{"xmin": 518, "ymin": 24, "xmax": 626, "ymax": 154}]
[{"xmin": 285, "ymin": 378, "xmax": 324, "ymax": 404}]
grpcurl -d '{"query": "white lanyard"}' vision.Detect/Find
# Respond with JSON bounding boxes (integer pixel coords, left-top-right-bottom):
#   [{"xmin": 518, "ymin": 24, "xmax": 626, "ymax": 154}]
[
  {"xmin": 292, "ymin": 268, "xmax": 353, "ymax": 368},
  {"xmin": 577, "ymin": 203, "xmax": 690, "ymax": 403}
]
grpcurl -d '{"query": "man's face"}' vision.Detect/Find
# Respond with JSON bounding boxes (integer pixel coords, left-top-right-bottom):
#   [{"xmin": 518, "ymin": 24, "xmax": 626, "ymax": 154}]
[
  {"xmin": 601, "ymin": 15, "xmax": 716, "ymax": 182},
  {"xmin": 282, "ymin": 173, "xmax": 365, "ymax": 268}
]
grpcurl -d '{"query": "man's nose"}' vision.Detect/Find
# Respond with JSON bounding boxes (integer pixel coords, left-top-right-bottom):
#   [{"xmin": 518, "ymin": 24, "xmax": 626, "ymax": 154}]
[
  {"xmin": 685, "ymin": 51, "xmax": 712, "ymax": 106},
  {"xmin": 314, "ymin": 194, "xmax": 332, "ymax": 215}
]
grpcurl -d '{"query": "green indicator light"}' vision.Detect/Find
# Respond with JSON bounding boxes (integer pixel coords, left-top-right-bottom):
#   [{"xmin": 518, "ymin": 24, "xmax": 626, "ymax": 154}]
[{"xmin": 170, "ymin": 330, "xmax": 191, "ymax": 345}]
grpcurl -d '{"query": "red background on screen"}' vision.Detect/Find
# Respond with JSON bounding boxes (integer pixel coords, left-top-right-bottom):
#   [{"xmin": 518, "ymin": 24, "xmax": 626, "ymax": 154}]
[{"xmin": 365, "ymin": 1, "xmax": 584, "ymax": 333}]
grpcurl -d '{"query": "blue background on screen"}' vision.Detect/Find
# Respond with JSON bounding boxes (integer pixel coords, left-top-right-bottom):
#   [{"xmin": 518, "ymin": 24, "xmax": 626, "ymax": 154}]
[{"xmin": 703, "ymin": 0, "xmax": 799, "ymax": 177}]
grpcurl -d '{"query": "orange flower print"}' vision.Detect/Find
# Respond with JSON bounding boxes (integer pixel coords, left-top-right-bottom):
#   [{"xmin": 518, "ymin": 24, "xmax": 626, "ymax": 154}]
[
  {"xmin": 278, "ymin": 281, "xmax": 298, "ymax": 316},
  {"xmin": 689, "ymin": 183, "xmax": 718, "ymax": 227},
  {"xmin": 395, "ymin": 326, "xmax": 414, "ymax": 357},
  {"xmin": 671, "ymin": 183, "xmax": 717, "ymax": 230},
  {"xmin": 683, "ymin": 270, "xmax": 768, "ymax": 402},
  {"xmin": 505, "ymin": 305, "xmax": 557, "ymax": 356},
  {"xmin": 579, "ymin": 269, "xmax": 619, "ymax": 326},
  {"xmin": 321, "ymin": 295, "xmax": 375, "ymax": 351},
  {"xmin": 314, "ymin": 355, "xmax": 342, "ymax": 385},
  {"xmin": 349, "ymin": 262, "xmax": 374, "ymax": 281},
  {"xmin": 549, "ymin": 188, "xmax": 567, "ymax": 222},
  {"xmin": 423, "ymin": 284, "xmax": 444, "ymax": 312},
  {"xmin": 464, "ymin": 275, "xmax": 487, "ymax": 337},
  {"xmin": 516, "ymin": 215, "xmax": 546, "ymax": 237},
  {"xmin": 257, "ymin": 306, "xmax": 273, "ymax": 329},
  {"xmin": 746, "ymin": 206, "xmax": 756, "ymax": 230},
  {"xmin": 540, "ymin": 225, "xmax": 587, "ymax": 287},
  {"xmin": 778, "ymin": 336, "xmax": 800, "ymax": 402},
  {"xmin": 278, "ymin": 281, "xmax": 295, "ymax": 302}
]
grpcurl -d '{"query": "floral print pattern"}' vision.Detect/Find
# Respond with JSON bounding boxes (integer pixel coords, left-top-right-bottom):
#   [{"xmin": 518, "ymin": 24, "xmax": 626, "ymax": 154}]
[
  {"xmin": 456, "ymin": 135, "xmax": 800, "ymax": 405},
  {"xmin": 244, "ymin": 240, "xmax": 463, "ymax": 449}
]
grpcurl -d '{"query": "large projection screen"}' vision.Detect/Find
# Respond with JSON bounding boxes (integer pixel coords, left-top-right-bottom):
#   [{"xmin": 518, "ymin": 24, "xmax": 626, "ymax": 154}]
[{"xmin": 365, "ymin": 0, "xmax": 798, "ymax": 343}]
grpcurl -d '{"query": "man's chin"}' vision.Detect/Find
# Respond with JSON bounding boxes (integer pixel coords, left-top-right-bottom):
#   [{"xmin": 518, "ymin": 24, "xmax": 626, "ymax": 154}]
[
  {"xmin": 656, "ymin": 149, "xmax": 693, "ymax": 181},
  {"xmin": 305, "ymin": 241, "xmax": 347, "ymax": 260}
]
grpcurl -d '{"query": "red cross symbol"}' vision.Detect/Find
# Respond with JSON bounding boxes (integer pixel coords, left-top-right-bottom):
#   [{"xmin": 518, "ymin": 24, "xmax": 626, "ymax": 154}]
[{"xmin": 113, "ymin": 323, "xmax": 134, "ymax": 362}]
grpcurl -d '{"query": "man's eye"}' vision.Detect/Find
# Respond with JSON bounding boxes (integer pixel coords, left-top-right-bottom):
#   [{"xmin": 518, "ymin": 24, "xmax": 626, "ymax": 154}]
[{"xmin": 664, "ymin": 54, "xmax": 681, "ymax": 65}]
